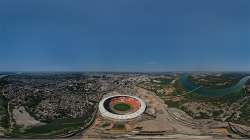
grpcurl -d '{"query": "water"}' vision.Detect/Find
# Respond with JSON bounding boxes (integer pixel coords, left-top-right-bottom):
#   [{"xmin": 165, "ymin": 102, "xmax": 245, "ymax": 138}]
[{"xmin": 178, "ymin": 74, "xmax": 250, "ymax": 97}]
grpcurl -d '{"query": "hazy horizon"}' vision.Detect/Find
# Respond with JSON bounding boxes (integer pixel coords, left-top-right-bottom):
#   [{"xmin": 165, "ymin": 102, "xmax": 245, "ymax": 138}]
[{"xmin": 1, "ymin": 0, "xmax": 250, "ymax": 72}]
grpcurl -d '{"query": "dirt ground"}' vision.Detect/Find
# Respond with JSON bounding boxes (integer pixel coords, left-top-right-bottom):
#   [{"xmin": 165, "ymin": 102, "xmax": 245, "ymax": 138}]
[
  {"xmin": 12, "ymin": 106, "xmax": 44, "ymax": 128},
  {"xmin": 81, "ymin": 87, "xmax": 238, "ymax": 139}
]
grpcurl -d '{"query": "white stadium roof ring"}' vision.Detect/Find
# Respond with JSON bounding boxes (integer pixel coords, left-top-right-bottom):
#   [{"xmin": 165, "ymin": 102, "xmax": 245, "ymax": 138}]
[{"xmin": 99, "ymin": 95, "xmax": 146, "ymax": 120}]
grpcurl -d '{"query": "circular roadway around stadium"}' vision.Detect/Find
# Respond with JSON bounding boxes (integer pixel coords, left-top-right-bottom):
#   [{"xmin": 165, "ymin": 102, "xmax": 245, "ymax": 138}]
[{"xmin": 99, "ymin": 95, "xmax": 146, "ymax": 120}]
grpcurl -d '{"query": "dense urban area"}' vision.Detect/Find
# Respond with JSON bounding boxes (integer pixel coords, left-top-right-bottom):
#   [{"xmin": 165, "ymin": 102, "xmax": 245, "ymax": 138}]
[{"xmin": 0, "ymin": 72, "xmax": 250, "ymax": 139}]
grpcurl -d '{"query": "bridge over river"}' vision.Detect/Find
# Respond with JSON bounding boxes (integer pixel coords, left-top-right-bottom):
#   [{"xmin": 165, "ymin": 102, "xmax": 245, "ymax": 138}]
[{"xmin": 178, "ymin": 74, "xmax": 250, "ymax": 97}]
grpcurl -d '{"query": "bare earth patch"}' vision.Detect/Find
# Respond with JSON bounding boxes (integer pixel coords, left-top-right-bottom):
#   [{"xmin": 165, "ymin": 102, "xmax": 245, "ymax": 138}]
[{"xmin": 12, "ymin": 106, "xmax": 44, "ymax": 128}]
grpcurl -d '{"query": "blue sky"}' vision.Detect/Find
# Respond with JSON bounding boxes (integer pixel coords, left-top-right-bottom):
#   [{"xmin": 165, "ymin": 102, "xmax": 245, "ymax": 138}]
[{"xmin": 0, "ymin": 0, "xmax": 249, "ymax": 72}]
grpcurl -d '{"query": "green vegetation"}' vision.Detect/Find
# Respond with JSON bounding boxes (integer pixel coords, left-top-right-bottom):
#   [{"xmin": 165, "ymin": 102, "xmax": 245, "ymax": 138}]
[
  {"xmin": 165, "ymin": 99, "xmax": 187, "ymax": 108},
  {"xmin": 23, "ymin": 95, "xmax": 44, "ymax": 121},
  {"xmin": 189, "ymin": 74, "xmax": 245, "ymax": 89},
  {"xmin": 0, "ymin": 95, "xmax": 9, "ymax": 129},
  {"xmin": 212, "ymin": 110, "xmax": 224, "ymax": 117},
  {"xmin": 236, "ymin": 99, "xmax": 250, "ymax": 126},
  {"xmin": 183, "ymin": 88, "xmax": 246, "ymax": 106},
  {"xmin": 153, "ymin": 78, "xmax": 172, "ymax": 85},
  {"xmin": 173, "ymin": 80, "xmax": 187, "ymax": 95},
  {"xmin": 114, "ymin": 103, "xmax": 131, "ymax": 111},
  {"xmin": 0, "ymin": 79, "xmax": 10, "ymax": 132},
  {"xmin": 113, "ymin": 123, "xmax": 125, "ymax": 129},
  {"xmin": 175, "ymin": 76, "xmax": 246, "ymax": 105},
  {"xmin": 158, "ymin": 75, "xmax": 250, "ymax": 124},
  {"xmin": 24, "ymin": 95, "xmax": 43, "ymax": 109},
  {"xmin": 11, "ymin": 117, "xmax": 90, "ymax": 138}
]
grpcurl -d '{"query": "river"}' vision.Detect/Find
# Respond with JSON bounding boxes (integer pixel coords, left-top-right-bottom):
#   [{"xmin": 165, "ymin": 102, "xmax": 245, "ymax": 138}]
[{"xmin": 178, "ymin": 74, "xmax": 250, "ymax": 97}]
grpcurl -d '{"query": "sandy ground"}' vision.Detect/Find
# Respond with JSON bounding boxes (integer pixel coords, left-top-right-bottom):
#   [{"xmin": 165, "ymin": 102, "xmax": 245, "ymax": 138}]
[
  {"xmin": 81, "ymin": 87, "xmax": 237, "ymax": 139},
  {"xmin": 12, "ymin": 106, "xmax": 44, "ymax": 127},
  {"xmin": 136, "ymin": 87, "xmax": 202, "ymax": 135}
]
